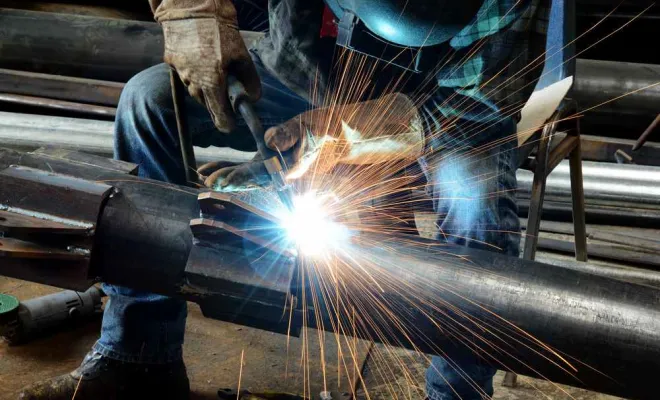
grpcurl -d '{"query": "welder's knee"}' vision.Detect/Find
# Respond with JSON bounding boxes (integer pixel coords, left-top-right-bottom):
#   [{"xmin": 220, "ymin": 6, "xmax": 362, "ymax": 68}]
[
  {"xmin": 430, "ymin": 148, "xmax": 520, "ymax": 256},
  {"xmin": 116, "ymin": 63, "xmax": 173, "ymax": 132}
]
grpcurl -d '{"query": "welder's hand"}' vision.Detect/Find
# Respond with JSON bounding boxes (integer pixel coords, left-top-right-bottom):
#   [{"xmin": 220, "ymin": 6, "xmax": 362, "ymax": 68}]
[
  {"xmin": 162, "ymin": 16, "xmax": 261, "ymax": 133},
  {"xmin": 203, "ymin": 154, "xmax": 270, "ymax": 190},
  {"xmin": 264, "ymin": 93, "xmax": 424, "ymax": 179}
]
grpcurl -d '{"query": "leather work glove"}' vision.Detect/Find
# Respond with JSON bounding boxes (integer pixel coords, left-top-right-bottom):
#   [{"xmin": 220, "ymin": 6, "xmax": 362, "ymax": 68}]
[
  {"xmin": 202, "ymin": 154, "xmax": 271, "ymax": 190},
  {"xmin": 156, "ymin": 0, "xmax": 261, "ymax": 133},
  {"xmin": 265, "ymin": 93, "xmax": 424, "ymax": 179},
  {"xmin": 204, "ymin": 93, "xmax": 424, "ymax": 190}
]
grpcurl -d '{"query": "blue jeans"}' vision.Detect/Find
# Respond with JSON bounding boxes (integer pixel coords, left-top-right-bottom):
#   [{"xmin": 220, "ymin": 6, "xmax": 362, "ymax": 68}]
[{"xmin": 100, "ymin": 56, "xmax": 520, "ymax": 399}]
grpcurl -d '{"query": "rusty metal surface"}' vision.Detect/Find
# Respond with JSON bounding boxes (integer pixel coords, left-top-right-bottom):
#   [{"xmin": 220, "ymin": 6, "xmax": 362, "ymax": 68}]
[
  {"xmin": 0, "ymin": 237, "xmax": 87, "ymax": 260},
  {"xmin": 0, "ymin": 165, "xmax": 112, "ymax": 225},
  {"xmin": 0, "ymin": 68, "xmax": 124, "ymax": 107},
  {"xmin": 0, "ymin": 210, "xmax": 88, "ymax": 235},
  {"xmin": 0, "ymin": 155, "xmax": 117, "ymax": 289},
  {"xmin": 31, "ymin": 146, "xmax": 138, "ymax": 175},
  {"xmin": 198, "ymin": 191, "xmax": 281, "ymax": 224},
  {"xmin": 0, "ymin": 92, "xmax": 116, "ymax": 118}
]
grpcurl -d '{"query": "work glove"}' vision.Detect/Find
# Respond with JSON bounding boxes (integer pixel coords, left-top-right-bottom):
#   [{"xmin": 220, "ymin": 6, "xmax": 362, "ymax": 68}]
[
  {"xmin": 202, "ymin": 154, "xmax": 271, "ymax": 190},
  {"xmin": 161, "ymin": 11, "xmax": 261, "ymax": 133},
  {"xmin": 204, "ymin": 93, "xmax": 424, "ymax": 190}
]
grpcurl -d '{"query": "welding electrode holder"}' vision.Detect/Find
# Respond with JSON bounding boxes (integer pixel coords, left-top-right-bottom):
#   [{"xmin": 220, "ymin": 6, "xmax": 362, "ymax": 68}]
[{"xmin": 227, "ymin": 75, "xmax": 295, "ymax": 210}]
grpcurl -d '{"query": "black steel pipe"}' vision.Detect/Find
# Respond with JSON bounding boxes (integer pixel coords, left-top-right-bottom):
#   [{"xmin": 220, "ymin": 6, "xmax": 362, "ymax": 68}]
[
  {"xmin": 298, "ymin": 235, "xmax": 660, "ymax": 399},
  {"xmin": 2, "ymin": 148, "xmax": 660, "ymax": 398},
  {"xmin": 0, "ymin": 9, "xmax": 263, "ymax": 82},
  {"xmin": 574, "ymin": 59, "xmax": 660, "ymax": 117}
]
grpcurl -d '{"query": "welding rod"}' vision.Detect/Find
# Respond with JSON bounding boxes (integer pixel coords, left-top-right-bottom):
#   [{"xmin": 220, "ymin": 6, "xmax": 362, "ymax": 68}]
[
  {"xmin": 170, "ymin": 68, "xmax": 199, "ymax": 186},
  {"xmin": 227, "ymin": 75, "xmax": 295, "ymax": 210},
  {"xmin": 633, "ymin": 113, "xmax": 660, "ymax": 151}
]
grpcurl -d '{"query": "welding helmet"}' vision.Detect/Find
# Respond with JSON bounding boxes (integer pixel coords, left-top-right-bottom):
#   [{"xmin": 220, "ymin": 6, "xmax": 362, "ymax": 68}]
[{"xmin": 324, "ymin": 0, "xmax": 483, "ymax": 71}]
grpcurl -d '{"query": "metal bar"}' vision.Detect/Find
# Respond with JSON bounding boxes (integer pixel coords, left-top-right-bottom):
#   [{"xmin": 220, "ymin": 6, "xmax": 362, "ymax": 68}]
[
  {"xmin": 522, "ymin": 112, "xmax": 556, "ymax": 261},
  {"xmin": 0, "ymin": 68, "xmax": 123, "ymax": 107},
  {"xmin": 633, "ymin": 113, "xmax": 660, "ymax": 151},
  {"xmin": 169, "ymin": 69, "xmax": 198, "ymax": 185},
  {"xmin": 0, "ymin": 92, "xmax": 116, "ymax": 118},
  {"xmin": 568, "ymin": 126, "xmax": 588, "ymax": 262},
  {"xmin": 546, "ymin": 135, "xmax": 578, "ymax": 173}
]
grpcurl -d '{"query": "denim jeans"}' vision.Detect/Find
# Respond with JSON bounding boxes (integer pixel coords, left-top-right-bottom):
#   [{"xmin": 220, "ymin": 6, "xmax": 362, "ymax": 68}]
[{"xmin": 99, "ymin": 55, "xmax": 520, "ymax": 399}]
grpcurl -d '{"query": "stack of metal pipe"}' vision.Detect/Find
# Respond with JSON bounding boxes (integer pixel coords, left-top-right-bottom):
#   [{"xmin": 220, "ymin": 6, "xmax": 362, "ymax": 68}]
[
  {"xmin": 517, "ymin": 160, "xmax": 660, "ymax": 267},
  {"xmin": 1, "ymin": 7, "xmax": 659, "ymax": 269}
]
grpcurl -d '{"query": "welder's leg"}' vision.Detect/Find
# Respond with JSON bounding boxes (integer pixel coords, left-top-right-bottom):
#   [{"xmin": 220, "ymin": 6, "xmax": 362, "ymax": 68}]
[
  {"xmin": 100, "ymin": 56, "xmax": 310, "ymax": 364},
  {"xmin": 424, "ymin": 120, "xmax": 520, "ymax": 399}
]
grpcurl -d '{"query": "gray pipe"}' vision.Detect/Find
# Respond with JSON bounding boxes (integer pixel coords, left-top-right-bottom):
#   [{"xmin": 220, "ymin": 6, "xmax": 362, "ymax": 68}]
[
  {"xmin": 517, "ymin": 160, "xmax": 660, "ymax": 207},
  {"xmin": 0, "ymin": 111, "xmax": 255, "ymax": 165}
]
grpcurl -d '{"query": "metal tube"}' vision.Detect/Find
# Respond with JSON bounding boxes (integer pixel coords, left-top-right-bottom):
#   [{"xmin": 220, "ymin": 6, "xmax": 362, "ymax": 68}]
[
  {"xmin": 0, "ymin": 92, "xmax": 116, "ymax": 118},
  {"xmin": 2, "ymin": 147, "xmax": 660, "ymax": 399},
  {"xmin": 517, "ymin": 160, "xmax": 660, "ymax": 208},
  {"xmin": 0, "ymin": 9, "xmax": 263, "ymax": 82},
  {"xmin": 574, "ymin": 59, "xmax": 660, "ymax": 117},
  {"xmin": 0, "ymin": 111, "xmax": 255, "ymax": 165}
]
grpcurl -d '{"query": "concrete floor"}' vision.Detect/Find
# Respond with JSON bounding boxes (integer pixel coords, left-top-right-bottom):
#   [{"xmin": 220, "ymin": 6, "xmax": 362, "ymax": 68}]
[{"xmin": 0, "ymin": 276, "xmax": 624, "ymax": 400}]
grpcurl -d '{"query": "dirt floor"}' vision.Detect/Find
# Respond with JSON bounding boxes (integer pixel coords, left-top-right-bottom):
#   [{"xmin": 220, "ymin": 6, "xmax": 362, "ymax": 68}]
[{"xmin": 0, "ymin": 277, "xmax": 623, "ymax": 400}]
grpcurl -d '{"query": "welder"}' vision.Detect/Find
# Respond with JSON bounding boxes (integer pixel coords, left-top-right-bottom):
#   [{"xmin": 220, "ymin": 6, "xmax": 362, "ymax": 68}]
[{"xmin": 19, "ymin": 0, "xmax": 547, "ymax": 399}]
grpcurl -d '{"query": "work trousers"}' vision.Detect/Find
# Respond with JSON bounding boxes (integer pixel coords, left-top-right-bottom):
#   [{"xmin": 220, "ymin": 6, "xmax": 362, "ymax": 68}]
[{"xmin": 102, "ymin": 54, "xmax": 519, "ymax": 399}]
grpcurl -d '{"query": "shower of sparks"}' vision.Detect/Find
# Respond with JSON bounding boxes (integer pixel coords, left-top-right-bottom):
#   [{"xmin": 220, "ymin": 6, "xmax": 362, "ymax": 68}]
[{"xmin": 202, "ymin": 3, "xmax": 658, "ymax": 399}]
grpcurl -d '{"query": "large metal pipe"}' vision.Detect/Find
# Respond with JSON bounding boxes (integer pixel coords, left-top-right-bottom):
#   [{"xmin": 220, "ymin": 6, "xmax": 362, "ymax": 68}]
[
  {"xmin": 0, "ymin": 9, "xmax": 263, "ymax": 82},
  {"xmin": 0, "ymin": 111, "xmax": 254, "ymax": 164},
  {"xmin": 1, "ymin": 9, "xmax": 658, "ymax": 119},
  {"xmin": 330, "ymin": 234, "xmax": 660, "ymax": 399},
  {"xmin": 574, "ymin": 59, "xmax": 660, "ymax": 117},
  {"xmin": 2, "ymin": 147, "xmax": 660, "ymax": 399},
  {"xmin": 517, "ymin": 159, "xmax": 660, "ymax": 208}
]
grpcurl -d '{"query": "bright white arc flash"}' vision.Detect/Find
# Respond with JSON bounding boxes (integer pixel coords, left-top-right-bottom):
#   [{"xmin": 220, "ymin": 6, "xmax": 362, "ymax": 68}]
[{"xmin": 281, "ymin": 192, "xmax": 350, "ymax": 257}]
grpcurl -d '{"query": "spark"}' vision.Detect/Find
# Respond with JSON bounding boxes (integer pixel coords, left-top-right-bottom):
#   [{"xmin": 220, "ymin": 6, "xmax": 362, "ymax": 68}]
[{"xmin": 279, "ymin": 191, "xmax": 352, "ymax": 257}]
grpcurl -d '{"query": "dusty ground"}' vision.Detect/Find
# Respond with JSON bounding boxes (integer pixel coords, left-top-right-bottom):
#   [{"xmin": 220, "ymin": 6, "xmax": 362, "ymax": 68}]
[{"xmin": 0, "ymin": 277, "xmax": 623, "ymax": 400}]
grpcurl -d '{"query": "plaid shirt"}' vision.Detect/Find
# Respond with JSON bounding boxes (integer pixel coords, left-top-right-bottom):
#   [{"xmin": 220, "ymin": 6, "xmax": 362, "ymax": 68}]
[{"xmin": 255, "ymin": 0, "xmax": 550, "ymax": 148}]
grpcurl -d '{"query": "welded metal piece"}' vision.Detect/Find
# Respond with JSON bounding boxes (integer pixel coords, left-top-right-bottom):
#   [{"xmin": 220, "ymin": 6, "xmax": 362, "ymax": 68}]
[
  {"xmin": 0, "ymin": 153, "xmax": 122, "ymax": 289},
  {"xmin": 186, "ymin": 190, "xmax": 296, "ymax": 333},
  {"xmin": 2, "ymin": 147, "xmax": 660, "ymax": 398}
]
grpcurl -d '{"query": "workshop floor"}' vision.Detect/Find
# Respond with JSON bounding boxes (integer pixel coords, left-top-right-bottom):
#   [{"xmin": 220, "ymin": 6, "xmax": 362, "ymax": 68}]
[{"xmin": 0, "ymin": 277, "xmax": 622, "ymax": 400}]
